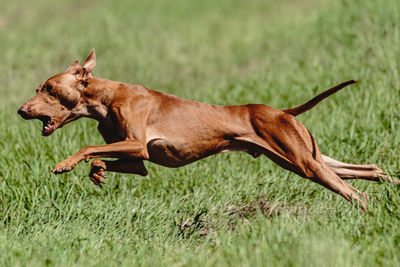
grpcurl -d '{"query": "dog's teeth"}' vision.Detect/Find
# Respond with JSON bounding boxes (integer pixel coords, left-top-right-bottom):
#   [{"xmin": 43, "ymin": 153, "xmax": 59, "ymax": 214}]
[{"xmin": 43, "ymin": 124, "xmax": 52, "ymax": 132}]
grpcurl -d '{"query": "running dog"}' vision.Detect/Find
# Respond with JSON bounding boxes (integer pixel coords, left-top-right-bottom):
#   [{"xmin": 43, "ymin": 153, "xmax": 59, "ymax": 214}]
[{"xmin": 18, "ymin": 49, "xmax": 391, "ymax": 210}]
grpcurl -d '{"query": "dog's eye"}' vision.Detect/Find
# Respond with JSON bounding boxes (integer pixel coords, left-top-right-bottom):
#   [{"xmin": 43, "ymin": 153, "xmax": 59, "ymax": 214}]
[{"xmin": 46, "ymin": 85, "xmax": 54, "ymax": 91}]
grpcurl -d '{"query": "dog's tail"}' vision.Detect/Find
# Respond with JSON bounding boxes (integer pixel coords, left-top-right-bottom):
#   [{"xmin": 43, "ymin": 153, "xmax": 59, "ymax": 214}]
[{"xmin": 283, "ymin": 80, "xmax": 357, "ymax": 117}]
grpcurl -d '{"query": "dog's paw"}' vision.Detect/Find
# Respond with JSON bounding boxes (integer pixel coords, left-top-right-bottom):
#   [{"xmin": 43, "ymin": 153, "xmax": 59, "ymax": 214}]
[
  {"xmin": 51, "ymin": 159, "xmax": 77, "ymax": 174},
  {"xmin": 89, "ymin": 159, "xmax": 107, "ymax": 187}
]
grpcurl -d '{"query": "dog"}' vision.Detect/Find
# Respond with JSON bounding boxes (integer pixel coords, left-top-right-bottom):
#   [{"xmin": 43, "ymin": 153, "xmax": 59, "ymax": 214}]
[{"xmin": 18, "ymin": 49, "xmax": 391, "ymax": 210}]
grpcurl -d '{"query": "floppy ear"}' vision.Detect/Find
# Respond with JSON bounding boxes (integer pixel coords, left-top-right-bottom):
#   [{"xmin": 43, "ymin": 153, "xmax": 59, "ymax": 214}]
[{"xmin": 65, "ymin": 60, "xmax": 81, "ymax": 74}]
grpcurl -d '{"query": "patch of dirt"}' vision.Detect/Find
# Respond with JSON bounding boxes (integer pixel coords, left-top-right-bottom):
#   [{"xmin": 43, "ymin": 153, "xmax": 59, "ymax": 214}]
[
  {"xmin": 224, "ymin": 197, "xmax": 309, "ymax": 230},
  {"xmin": 175, "ymin": 198, "xmax": 309, "ymax": 238},
  {"xmin": 176, "ymin": 211, "xmax": 213, "ymax": 239},
  {"xmin": 226, "ymin": 198, "xmax": 286, "ymax": 218},
  {"xmin": 226, "ymin": 198, "xmax": 285, "ymax": 218}
]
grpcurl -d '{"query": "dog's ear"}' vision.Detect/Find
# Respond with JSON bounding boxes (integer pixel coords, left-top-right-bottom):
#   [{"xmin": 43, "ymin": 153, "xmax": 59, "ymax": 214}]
[
  {"xmin": 65, "ymin": 60, "xmax": 81, "ymax": 75},
  {"xmin": 66, "ymin": 49, "xmax": 96, "ymax": 81},
  {"xmin": 81, "ymin": 49, "xmax": 96, "ymax": 79}
]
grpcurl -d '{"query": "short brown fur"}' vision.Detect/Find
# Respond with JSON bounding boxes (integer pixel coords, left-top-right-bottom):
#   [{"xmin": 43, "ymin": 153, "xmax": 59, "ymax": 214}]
[{"xmin": 18, "ymin": 50, "xmax": 392, "ymax": 211}]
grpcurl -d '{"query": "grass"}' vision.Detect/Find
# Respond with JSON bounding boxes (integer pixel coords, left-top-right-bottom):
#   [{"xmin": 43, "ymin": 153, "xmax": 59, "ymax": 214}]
[{"xmin": 1, "ymin": 0, "xmax": 400, "ymax": 266}]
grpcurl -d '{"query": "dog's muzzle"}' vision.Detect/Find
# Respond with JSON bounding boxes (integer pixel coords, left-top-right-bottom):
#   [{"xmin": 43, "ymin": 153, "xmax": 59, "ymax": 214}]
[{"xmin": 18, "ymin": 106, "xmax": 32, "ymax": 119}]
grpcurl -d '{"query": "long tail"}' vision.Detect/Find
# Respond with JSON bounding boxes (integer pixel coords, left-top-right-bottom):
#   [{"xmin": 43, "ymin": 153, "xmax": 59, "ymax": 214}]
[{"xmin": 283, "ymin": 80, "xmax": 357, "ymax": 116}]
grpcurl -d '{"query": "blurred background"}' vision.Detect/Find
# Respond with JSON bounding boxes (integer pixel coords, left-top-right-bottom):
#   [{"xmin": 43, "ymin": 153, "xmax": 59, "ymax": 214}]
[{"xmin": 1, "ymin": 0, "xmax": 400, "ymax": 266}]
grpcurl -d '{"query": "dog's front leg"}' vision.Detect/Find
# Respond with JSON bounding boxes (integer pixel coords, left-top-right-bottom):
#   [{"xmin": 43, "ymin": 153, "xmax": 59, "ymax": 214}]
[
  {"xmin": 89, "ymin": 159, "xmax": 148, "ymax": 187},
  {"xmin": 51, "ymin": 139, "xmax": 148, "ymax": 174}
]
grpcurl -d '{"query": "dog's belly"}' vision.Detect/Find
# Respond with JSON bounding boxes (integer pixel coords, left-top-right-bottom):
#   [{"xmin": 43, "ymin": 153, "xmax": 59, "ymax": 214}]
[
  {"xmin": 146, "ymin": 137, "xmax": 262, "ymax": 167},
  {"xmin": 144, "ymin": 104, "xmax": 259, "ymax": 167},
  {"xmin": 146, "ymin": 138, "xmax": 230, "ymax": 168}
]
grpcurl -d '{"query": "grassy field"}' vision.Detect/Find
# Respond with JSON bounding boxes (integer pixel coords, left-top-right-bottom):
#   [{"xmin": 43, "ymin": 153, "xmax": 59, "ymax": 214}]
[{"xmin": 1, "ymin": 0, "xmax": 400, "ymax": 266}]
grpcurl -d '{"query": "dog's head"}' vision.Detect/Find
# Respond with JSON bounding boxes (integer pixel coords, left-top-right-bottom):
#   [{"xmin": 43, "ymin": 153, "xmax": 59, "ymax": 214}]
[{"xmin": 18, "ymin": 50, "xmax": 97, "ymax": 136}]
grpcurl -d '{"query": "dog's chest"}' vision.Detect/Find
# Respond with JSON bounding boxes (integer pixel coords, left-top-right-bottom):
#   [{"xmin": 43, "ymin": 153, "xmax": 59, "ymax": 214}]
[{"xmin": 97, "ymin": 123, "xmax": 126, "ymax": 143}]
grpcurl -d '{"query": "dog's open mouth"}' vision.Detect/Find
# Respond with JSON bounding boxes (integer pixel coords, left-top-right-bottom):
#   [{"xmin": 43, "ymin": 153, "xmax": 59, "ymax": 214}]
[{"xmin": 39, "ymin": 116, "xmax": 56, "ymax": 136}]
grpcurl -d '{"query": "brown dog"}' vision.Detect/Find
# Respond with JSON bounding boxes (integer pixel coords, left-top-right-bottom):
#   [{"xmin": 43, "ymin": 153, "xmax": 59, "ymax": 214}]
[{"xmin": 18, "ymin": 49, "xmax": 391, "ymax": 210}]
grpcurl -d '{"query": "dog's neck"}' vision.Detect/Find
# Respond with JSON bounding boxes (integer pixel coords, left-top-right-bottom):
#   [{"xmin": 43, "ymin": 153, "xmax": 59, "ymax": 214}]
[{"xmin": 79, "ymin": 77, "xmax": 119, "ymax": 122}]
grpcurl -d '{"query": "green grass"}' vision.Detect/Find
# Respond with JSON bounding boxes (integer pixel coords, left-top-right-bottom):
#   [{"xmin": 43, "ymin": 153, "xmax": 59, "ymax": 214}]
[{"xmin": 1, "ymin": 0, "xmax": 400, "ymax": 266}]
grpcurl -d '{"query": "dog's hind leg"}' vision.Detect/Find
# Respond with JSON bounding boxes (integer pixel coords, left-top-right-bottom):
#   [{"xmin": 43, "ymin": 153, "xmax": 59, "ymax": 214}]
[
  {"xmin": 237, "ymin": 137, "xmax": 368, "ymax": 210},
  {"xmin": 322, "ymin": 155, "xmax": 397, "ymax": 183},
  {"xmin": 236, "ymin": 106, "xmax": 368, "ymax": 210},
  {"xmin": 89, "ymin": 159, "xmax": 148, "ymax": 187}
]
